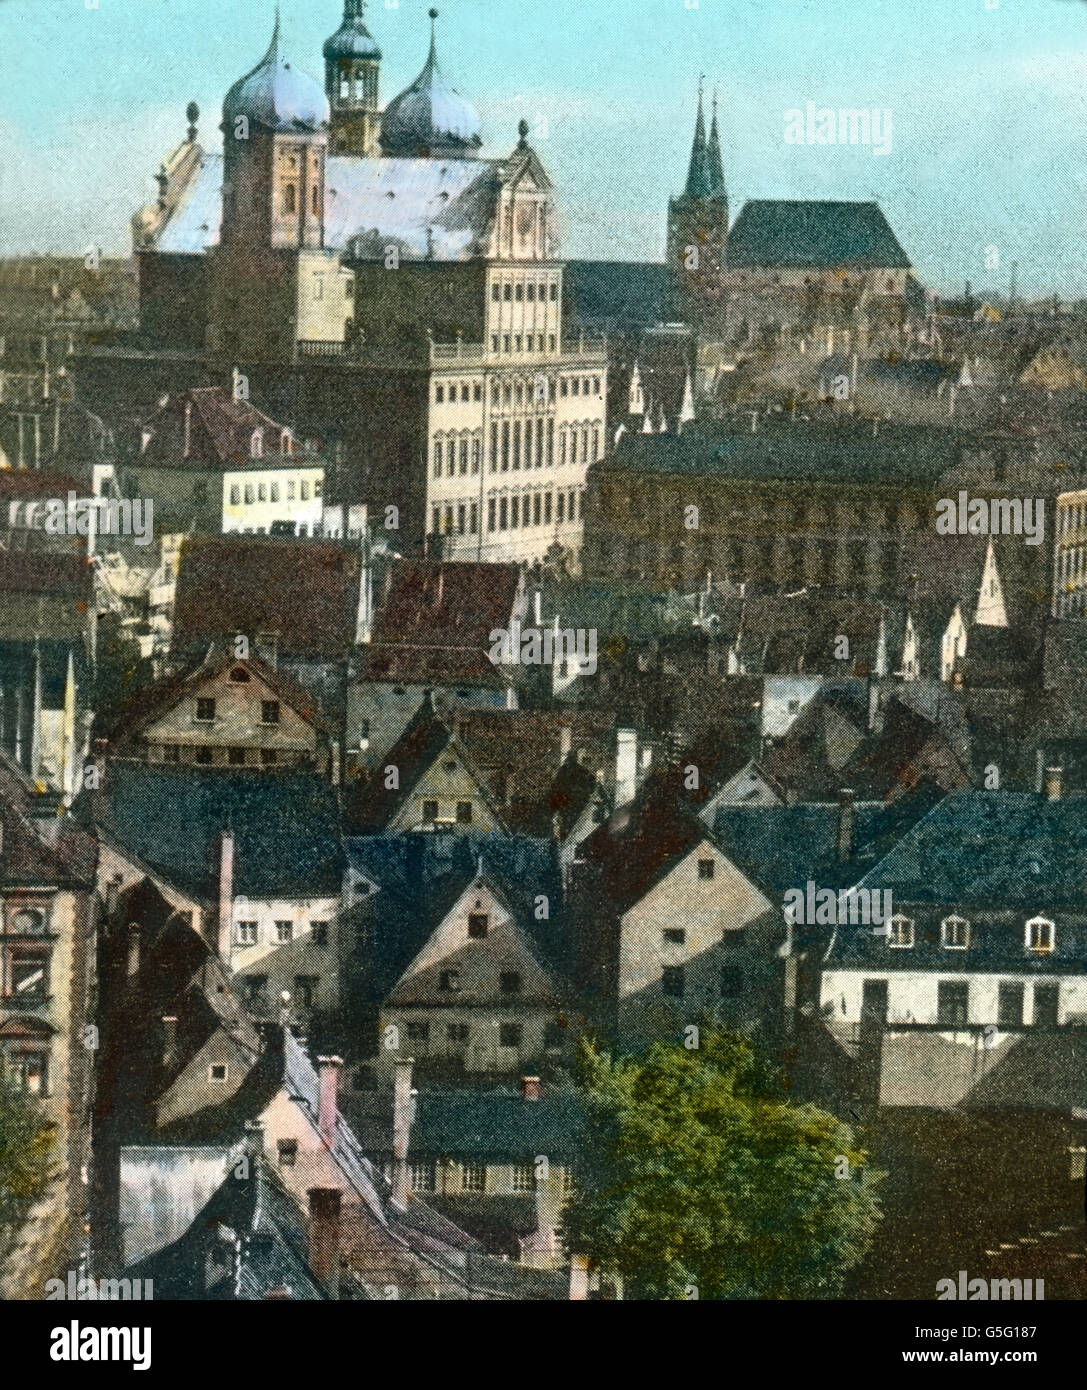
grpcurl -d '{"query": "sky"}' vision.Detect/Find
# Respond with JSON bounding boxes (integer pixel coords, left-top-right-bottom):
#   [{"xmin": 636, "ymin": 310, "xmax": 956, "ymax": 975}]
[{"xmin": 2, "ymin": 0, "xmax": 1087, "ymax": 298}]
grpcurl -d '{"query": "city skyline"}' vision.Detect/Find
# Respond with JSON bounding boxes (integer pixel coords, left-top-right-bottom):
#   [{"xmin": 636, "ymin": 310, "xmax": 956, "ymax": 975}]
[{"xmin": 2, "ymin": 0, "xmax": 1087, "ymax": 299}]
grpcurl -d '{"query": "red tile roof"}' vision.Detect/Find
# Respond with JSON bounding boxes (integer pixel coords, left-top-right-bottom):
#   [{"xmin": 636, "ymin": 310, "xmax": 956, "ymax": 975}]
[
  {"xmin": 370, "ymin": 561, "xmax": 522, "ymax": 649},
  {"xmin": 139, "ymin": 387, "xmax": 296, "ymax": 469}
]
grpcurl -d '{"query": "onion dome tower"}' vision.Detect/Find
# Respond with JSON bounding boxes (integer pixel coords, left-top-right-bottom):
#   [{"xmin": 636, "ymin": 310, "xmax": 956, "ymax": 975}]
[
  {"xmin": 323, "ymin": 0, "xmax": 383, "ymax": 156},
  {"xmin": 380, "ymin": 8, "xmax": 482, "ymax": 158}
]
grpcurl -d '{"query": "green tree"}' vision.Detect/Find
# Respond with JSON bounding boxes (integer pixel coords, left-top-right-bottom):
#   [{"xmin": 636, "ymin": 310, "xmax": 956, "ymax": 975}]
[
  {"xmin": 562, "ymin": 1033, "xmax": 881, "ymax": 1299},
  {"xmin": 0, "ymin": 1080, "xmax": 54, "ymax": 1239}
]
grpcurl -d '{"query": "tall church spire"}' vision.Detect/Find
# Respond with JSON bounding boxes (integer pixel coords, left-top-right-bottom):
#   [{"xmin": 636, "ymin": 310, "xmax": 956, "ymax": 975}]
[
  {"xmin": 707, "ymin": 91, "xmax": 725, "ymax": 198},
  {"xmin": 684, "ymin": 79, "xmax": 712, "ymax": 200}
]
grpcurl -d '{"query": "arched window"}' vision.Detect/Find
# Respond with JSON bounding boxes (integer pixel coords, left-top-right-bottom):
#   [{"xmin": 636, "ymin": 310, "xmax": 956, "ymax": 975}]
[
  {"xmin": 281, "ymin": 430, "xmax": 292, "ymax": 456},
  {"xmin": 283, "ymin": 183, "xmax": 296, "ymax": 216},
  {"xmin": 1026, "ymin": 916, "xmax": 1054, "ymax": 953}
]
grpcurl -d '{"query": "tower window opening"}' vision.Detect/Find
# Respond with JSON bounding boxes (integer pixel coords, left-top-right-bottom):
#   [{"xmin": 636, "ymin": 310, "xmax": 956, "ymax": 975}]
[{"xmin": 283, "ymin": 184, "xmax": 297, "ymax": 216}]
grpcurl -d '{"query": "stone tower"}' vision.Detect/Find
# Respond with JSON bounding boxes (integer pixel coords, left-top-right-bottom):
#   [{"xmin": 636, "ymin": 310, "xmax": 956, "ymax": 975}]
[{"xmin": 667, "ymin": 85, "xmax": 728, "ymax": 332}]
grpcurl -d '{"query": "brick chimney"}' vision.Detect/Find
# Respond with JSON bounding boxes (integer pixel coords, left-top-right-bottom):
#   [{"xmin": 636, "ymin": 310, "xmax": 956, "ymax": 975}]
[
  {"xmin": 217, "ymin": 829, "xmax": 234, "ymax": 964},
  {"xmin": 1044, "ymin": 767, "xmax": 1063, "ymax": 802},
  {"xmin": 126, "ymin": 923, "xmax": 141, "ymax": 981},
  {"xmin": 391, "ymin": 1057, "xmax": 415, "ymax": 1208},
  {"xmin": 836, "ymin": 788, "xmax": 855, "ymax": 861},
  {"xmin": 317, "ymin": 1055, "xmax": 342, "ymax": 1148},
  {"xmin": 615, "ymin": 729, "xmax": 637, "ymax": 810},
  {"xmin": 306, "ymin": 1187, "xmax": 342, "ymax": 1298},
  {"xmin": 521, "ymin": 1076, "xmax": 541, "ymax": 1101}
]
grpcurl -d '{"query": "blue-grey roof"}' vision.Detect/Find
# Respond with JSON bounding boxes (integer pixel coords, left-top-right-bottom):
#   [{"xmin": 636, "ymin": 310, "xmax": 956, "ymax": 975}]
[
  {"xmin": 223, "ymin": 25, "xmax": 329, "ymax": 134},
  {"xmin": 848, "ymin": 788, "xmax": 1087, "ymax": 910},
  {"xmin": 380, "ymin": 29, "xmax": 482, "ymax": 156},
  {"xmin": 96, "ymin": 764, "xmax": 344, "ymax": 900},
  {"xmin": 153, "ymin": 151, "xmax": 503, "ymax": 262},
  {"xmin": 348, "ymin": 1087, "xmax": 585, "ymax": 1161},
  {"xmin": 323, "ymin": 1, "xmax": 382, "ymax": 62},
  {"xmin": 726, "ymin": 200, "xmax": 911, "ymax": 271},
  {"xmin": 825, "ymin": 907, "xmax": 1087, "ymax": 973}
]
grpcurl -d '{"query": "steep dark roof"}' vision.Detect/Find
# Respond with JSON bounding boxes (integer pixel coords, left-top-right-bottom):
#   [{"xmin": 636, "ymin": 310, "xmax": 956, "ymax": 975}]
[
  {"xmin": 369, "ymin": 560, "xmax": 521, "ymax": 650},
  {"xmin": 848, "ymin": 787, "xmax": 1087, "ymax": 909},
  {"xmin": 0, "ymin": 548, "xmax": 90, "ymax": 597},
  {"xmin": 726, "ymin": 200, "xmax": 911, "ymax": 271},
  {"xmin": 95, "ymin": 763, "xmax": 344, "ymax": 900},
  {"xmin": 172, "ymin": 536, "xmax": 358, "ymax": 661},
  {"xmin": 137, "ymin": 387, "xmax": 297, "ymax": 469},
  {"xmin": 0, "ymin": 750, "xmax": 96, "ymax": 887}
]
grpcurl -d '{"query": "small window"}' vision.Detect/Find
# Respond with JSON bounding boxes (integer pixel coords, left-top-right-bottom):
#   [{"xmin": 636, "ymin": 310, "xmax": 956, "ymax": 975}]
[
  {"xmin": 436, "ymin": 384, "xmax": 445, "ymax": 403},
  {"xmin": 406, "ymin": 1021, "xmax": 430, "ymax": 1042},
  {"xmin": 261, "ymin": 700, "xmax": 280, "ymax": 726},
  {"xmin": 300, "ymin": 481, "xmax": 310, "ymax": 500},
  {"xmin": 663, "ymin": 928, "xmax": 686, "ymax": 945},
  {"xmin": 228, "ymin": 747, "xmax": 246, "ymax": 766},
  {"xmin": 661, "ymin": 965, "xmax": 685, "ymax": 997},
  {"xmin": 230, "ymin": 485, "xmax": 241, "ymax": 505},
  {"xmin": 499, "ymin": 1022, "xmax": 522, "ymax": 1048},
  {"xmin": 1026, "ymin": 917, "xmax": 1054, "ymax": 953},
  {"xmin": 468, "ymin": 914, "xmax": 489, "ymax": 939},
  {"xmin": 447, "ymin": 1023, "xmax": 469, "ymax": 1043},
  {"xmin": 511, "ymin": 1163, "xmax": 535, "ymax": 1192},
  {"xmin": 209, "ymin": 1064, "xmax": 228, "ymax": 1083},
  {"xmin": 937, "ymin": 980, "xmax": 969, "ymax": 1027},
  {"xmin": 163, "ymin": 744, "xmax": 180, "ymax": 763},
  {"xmin": 261, "ymin": 748, "xmax": 278, "ymax": 766},
  {"xmin": 698, "ymin": 859, "xmax": 715, "ymax": 880},
  {"xmin": 422, "ymin": 800, "xmax": 439, "ymax": 824},
  {"xmin": 439, "ymin": 969, "xmax": 461, "ymax": 991},
  {"xmin": 941, "ymin": 916, "xmax": 969, "ymax": 950},
  {"xmin": 236, "ymin": 921, "xmax": 257, "ymax": 945},
  {"xmin": 888, "ymin": 915, "xmax": 914, "ymax": 949},
  {"xmin": 275, "ymin": 920, "xmax": 293, "ymax": 944},
  {"xmin": 456, "ymin": 801, "xmax": 473, "ymax": 824},
  {"xmin": 500, "ymin": 971, "xmax": 522, "ymax": 994},
  {"xmin": 277, "ymin": 1138, "xmax": 298, "ymax": 1166},
  {"xmin": 311, "ymin": 923, "xmax": 328, "ymax": 947},
  {"xmin": 229, "ymin": 665, "xmax": 250, "ymax": 683},
  {"xmin": 195, "ymin": 746, "xmax": 213, "ymax": 765},
  {"xmin": 195, "ymin": 698, "xmax": 216, "ymax": 722},
  {"xmin": 410, "ymin": 1160, "xmax": 436, "ymax": 1193},
  {"xmin": 461, "ymin": 1161, "xmax": 486, "ymax": 1192}
]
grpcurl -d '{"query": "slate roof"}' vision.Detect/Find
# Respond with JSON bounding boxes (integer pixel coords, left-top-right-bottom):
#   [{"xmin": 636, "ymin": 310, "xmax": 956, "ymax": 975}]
[
  {"xmin": 355, "ymin": 644, "xmax": 507, "ymax": 687},
  {"xmin": 600, "ymin": 419, "xmax": 958, "ymax": 487},
  {"xmin": 343, "ymin": 831, "xmax": 564, "ymax": 995},
  {"xmin": 171, "ymin": 536, "xmax": 358, "ymax": 661},
  {"xmin": 726, "ymin": 200, "xmax": 911, "ymax": 271},
  {"xmin": 347, "ymin": 1086, "xmax": 585, "ymax": 1162},
  {"xmin": 844, "ymin": 787, "xmax": 1087, "ymax": 910},
  {"xmin": 154, "ymin": 151, "xmax": 509, "ymax": 263},
  {"xmin": 563, "ymin": 260, "xmax": 679, "ymax": 332},
  {"xmin": 93, "ymin": 763, "xmax": 344, "ymax": 900},
  {"xmin": 712, "ymin": 780, "xmax": 947, "ymax": 900}
]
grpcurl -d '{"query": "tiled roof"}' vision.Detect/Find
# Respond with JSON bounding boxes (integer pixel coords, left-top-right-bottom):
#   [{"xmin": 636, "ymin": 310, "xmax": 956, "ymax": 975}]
[
  {"xmin": 726, "ymin": 200, "xmax": 911, "ymax": 271},
  {"xmin": 356, "ymin": 644, "xmax": 507, "ymax": 688},
  {"xmin": 0, "ymin": 549, "xmax": 90, "ymax": 597},
  {"xmin": 0, "ymin": 749, "xmax": 97, "ymax": 887},
  {"xmin": 0, "ymin": 469, "xmax": 82, "ymax": 499},
  {"xmin": 137, "ymin": 388, "xmax": 291, "ymax": 468},
  {"xmin": 171, "ymin": 536, "xmax": 358, "ymax": 661},
  {"xmin": 370, "ymin": 560, "xmax": 522, "ymax": 649}
]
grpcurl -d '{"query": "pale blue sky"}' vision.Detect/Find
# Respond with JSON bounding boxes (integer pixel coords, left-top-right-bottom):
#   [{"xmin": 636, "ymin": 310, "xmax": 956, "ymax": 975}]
[{"xmin": 1, "ymin": 0, "xmax": 1087, "ymax": 297}]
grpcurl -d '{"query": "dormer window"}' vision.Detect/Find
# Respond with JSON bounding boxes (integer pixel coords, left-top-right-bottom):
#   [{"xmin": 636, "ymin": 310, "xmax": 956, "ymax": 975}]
[
  {"xmin": 941, "ymin": 915, "xmax": 969, "ymax": 950},
  {"xmin": 251, "ymin": 430, "xmax": 263, "ymax": 459},
  {"xmin": 888, "ymin": 915, "xmax": 914, "ymax": 948},
  {"xmin": 1026, "ymin": 916, "xmax": 1054, "ymax": 954}
]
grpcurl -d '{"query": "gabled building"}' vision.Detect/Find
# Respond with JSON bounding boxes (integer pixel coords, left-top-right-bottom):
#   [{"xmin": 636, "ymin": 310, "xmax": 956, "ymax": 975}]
[
  {"xmin": 571, "ymin": 776, "xmax": 784, "ymax": 1048},
  {"xmin": 100, "ymin": 650, "xmax": 337, "ymax": 775}
]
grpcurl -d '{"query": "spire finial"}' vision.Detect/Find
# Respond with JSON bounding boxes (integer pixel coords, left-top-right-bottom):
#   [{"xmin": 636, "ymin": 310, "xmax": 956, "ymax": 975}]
[{"xmin": 427, "ymin": 8, "xmax": 438, "ymax": 63}]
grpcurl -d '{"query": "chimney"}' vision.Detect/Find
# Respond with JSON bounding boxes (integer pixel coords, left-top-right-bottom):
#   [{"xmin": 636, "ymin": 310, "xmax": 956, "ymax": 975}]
[
  {"xmin": 161, "ymin": 1016, "xmax": 178, "ymax": 1071},
  {"xmin": 317, "ymin": 1055, "xmax": 343, "ymax": 1148},
  {"xmin": 306, "ymin": 1187, "xmax": 342, "ymax": 1298},
  {"xmin": 217, "ymin": 829, "xmax": 234, "ymax": 964},
  {"xmin": 330, "ymin": 739, "xmax": 342, "ymax": 787},
  {"xmin": 836, "ymin": 789, "xmax": 855, "ymax": 862},
  {"xmin": 569, "ymin": 1254, "xmax": 591, "ymax": 1301},
  {"xmin": 559, "ymin": 725, "xmax": 572, "ymax": 763},
  {"xmin": 105, "ymin": 875, "xmax": 120, "ymax": 921},
  {"xmin": 615, "ymin": 728, "xmax": 637, "ymax": 810},
  {"xmin": 183, "ymin": 399, "xmax": 192, "ymax": 458},
  {"xmin": 533, "ymin": 587, "xmax": 543, "ymax": 626},
  {"xmin": 126, "ymin": 923, "xmax": 141, "ymax": 981},
  {"xmin": 521, "ymin": 1076, "xmax": 541, "ymax": 1102},
  {"xmin": 391, "ymin": 1057, "xmax": 415, "ymax": 1207},
  {"xmin": 244, "ymin": 1119, "xmax": 264, "ymax": 1169},
  {"xmin": 1044, "ymin": 767, "xmax": 1063, "ymax": 802}
]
